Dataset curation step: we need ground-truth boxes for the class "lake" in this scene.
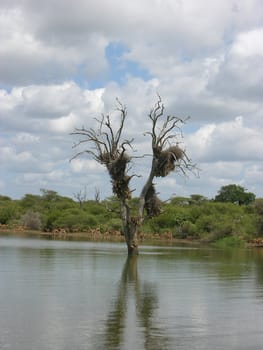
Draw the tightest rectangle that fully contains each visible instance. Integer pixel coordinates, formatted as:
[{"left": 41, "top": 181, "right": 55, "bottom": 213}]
[{"left": 1, "top": 237, "right": 263, "bottom": 350}]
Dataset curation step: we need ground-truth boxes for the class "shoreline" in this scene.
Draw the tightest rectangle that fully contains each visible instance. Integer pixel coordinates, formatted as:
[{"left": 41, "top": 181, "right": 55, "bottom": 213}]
[
  {"left": 0, "top": 226, "right": 200, "bottom": 247},
  {"left": 1, "top": 226, "right": 263, "bottom": 248}
]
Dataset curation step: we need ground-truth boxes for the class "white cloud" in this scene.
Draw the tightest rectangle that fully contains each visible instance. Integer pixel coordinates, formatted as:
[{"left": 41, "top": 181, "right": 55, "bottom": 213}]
[
  {"left": 0, "top": 83, "right": 105, "bottom": 135},
  {"left": 1, "top": 0, "right": 263, "bottom": 199},
  {"left": 231, "top": 28, "right": 263, "bottom": 57},
  {"left": 207, "top": 161, "right": 243, "bottom": 178},
  {"left": 70, "top": 158, "right": 104, "bottom": 173},
  {"left": 187, "top": 116, "right": 263, "bottom": 162},
  {"left": 49, "top": 113, "right": 78, "bottom": 133},
  {"left": 0, "top": 6, "right": 108, "bottom": 86},
  {"left": 1, "top": 0, "right": 262, "bottom": 88},
  {"left": 207, "top": 27, "right": 263, "bottom": 103},
  {"left": 0, "top": 146, "right": 54, "bottom": 173},
  {"left": 13, "top": 132, "right": 40, "bottom": 144}
]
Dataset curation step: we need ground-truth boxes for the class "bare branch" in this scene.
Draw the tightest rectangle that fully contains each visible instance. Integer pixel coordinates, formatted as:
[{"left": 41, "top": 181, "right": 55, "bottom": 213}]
[
  {"left": 115, "top": 98, "right": 127, "bottom": 146},
  {"left": 70, "top": 149, "right": 99, "bottom": 162},
  {"left": 157, "top": 117, "right": 184, "bottom": 148},
  {"left": 105, "top": 115, "right": 115, "bottom": 151}
]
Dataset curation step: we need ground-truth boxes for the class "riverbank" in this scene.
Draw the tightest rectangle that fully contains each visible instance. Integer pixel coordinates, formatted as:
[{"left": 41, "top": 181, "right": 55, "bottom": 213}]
[
  {"left": 1, "top": 224, "right": 263, "bottom": 248},
  {"left": 0, "top": 225, "right": 202, "bottom": 247}
]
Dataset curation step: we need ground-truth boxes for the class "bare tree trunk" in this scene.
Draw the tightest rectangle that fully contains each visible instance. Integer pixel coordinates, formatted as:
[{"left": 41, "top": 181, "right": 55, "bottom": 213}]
[
  {"left": 124, "top": 223, "right": 139, "bottom": 256},
  {"left": 121, "top": 200, "right": 139, "bottom": 255}
]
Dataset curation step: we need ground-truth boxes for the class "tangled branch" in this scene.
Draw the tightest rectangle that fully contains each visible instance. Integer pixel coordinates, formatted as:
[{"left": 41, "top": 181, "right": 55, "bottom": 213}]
[
  {"left": 71, "top": 99, "right": 133, "bottom": 201},
  {"left": 139, "top": 95, "right": 196, "bottom": 220}
]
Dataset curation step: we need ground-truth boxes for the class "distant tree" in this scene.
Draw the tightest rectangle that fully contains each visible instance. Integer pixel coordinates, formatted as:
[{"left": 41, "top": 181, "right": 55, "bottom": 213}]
[
  {"left": 0, "top": 195, "right": 11, "bottom": 201},
  {"left": 20, "top": 194, "right": 42, "bottom": 209},
  {"left": 40, "top": 189, "right": 59, "bottom": 202},
  {"left": 73, "top": 186, "right": 88, "bottom": 208},
  {"left": 169, "top": 196, "right": 190, "bottom": 206},
  {"left": 189, "top": 194, "right": 207, "bottom": 204},
  {"left": 71, "top": 96, "right": 196, "bottom": 255},
  {"left": 94, "top": 187, "right": 101, "bottom": 202},
  {"left": 0, "top": 205, "right": 13, "bottom": 224},
  {"left": 0, "top": 195, "right": 12, "bottom": 221},
  {"left": 215, "top": 184, "right": 255, "bottom": 205}
]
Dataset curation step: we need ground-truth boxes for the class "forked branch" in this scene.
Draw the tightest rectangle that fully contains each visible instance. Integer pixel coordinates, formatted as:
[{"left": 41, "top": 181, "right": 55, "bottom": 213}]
[
  {"left": 71, "top": 99, "right": 134, "bottom": 202},
  {"left": 139, "top": 95, "right": 196, "bottom": 221}
]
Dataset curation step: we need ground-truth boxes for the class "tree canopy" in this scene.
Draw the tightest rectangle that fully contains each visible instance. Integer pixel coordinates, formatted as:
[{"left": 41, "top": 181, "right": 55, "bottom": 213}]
[{"left": 214, "top": 184, "right": 255, "bottom": 205}]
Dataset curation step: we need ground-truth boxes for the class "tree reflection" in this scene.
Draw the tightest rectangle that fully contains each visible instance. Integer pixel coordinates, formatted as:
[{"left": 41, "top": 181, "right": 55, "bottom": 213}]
[{"left": 103, "top": 256, "right": 170, "bottom": 349}]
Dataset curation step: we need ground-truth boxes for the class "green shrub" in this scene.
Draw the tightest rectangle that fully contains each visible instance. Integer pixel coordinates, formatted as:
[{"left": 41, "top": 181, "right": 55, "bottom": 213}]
[
  {"left": 0, "top": 205, "right": 13, "bottom": 224},
  {"left": 195, "top": 215, "right": 215, "bottom": 235},
  {"left": 0, "top": 201, "right": 20, "bottom": 224},
  {"left": 53, "top": 210, "right": 99, "bottom": 231},
  {"left": 105, "top": 218, "right": 122, "bottom": 231},
  {"left": 42, "top": 210, "right": 61, "bottom": 231},
  {"left": 214, "top": 236, "right": 245, "bottom": 248},
  {"left": 175, "top": 221, "right": 199, "bottom": 239}
]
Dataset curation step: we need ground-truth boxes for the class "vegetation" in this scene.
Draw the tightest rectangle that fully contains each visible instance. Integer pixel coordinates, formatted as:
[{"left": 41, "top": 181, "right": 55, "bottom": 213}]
[
  {"left": 215, "top": 184, "right": 256, "bottom": 205},
  {"left": 0, "top": 186, "right": 262, "bottom": 247}
]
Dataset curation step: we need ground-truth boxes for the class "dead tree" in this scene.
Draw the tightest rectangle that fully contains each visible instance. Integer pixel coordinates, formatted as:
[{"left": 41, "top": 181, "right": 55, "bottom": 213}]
[
  {"left": 94, "top": 187, "right": 100, "bottom": 202},
  {"left": 73, "top": 186, "right": 88, "bottom": 209},
  {"left": 71, "top": 96, "right": 195, "bottom": 255}
]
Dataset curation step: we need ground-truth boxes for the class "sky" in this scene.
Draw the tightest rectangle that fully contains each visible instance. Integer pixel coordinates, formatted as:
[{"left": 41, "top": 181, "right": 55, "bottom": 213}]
[{"left": 1, "top": 0, "right": 263, "bottom": 201}]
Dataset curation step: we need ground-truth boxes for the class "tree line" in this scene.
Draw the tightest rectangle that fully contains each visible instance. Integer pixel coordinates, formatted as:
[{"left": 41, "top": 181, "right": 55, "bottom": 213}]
[{"left": 0, "top": 185, "right": 262, "bottom": 247}]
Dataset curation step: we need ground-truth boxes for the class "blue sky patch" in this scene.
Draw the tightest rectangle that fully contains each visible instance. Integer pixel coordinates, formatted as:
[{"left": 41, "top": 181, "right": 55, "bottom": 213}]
[
  {"left": 105, "top": 41, "right": 152, "bottom": 84},
  {"left": 74, "top": 42, "right": 152, "bottom": 89},
  {"left": 86, "top": 42, "right": 152, "bottom": 89}
]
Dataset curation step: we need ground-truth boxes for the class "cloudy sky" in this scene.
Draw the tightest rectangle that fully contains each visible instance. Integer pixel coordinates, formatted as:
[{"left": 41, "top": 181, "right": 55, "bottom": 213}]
[{"left": 1, "top": 0, "right": 263, "bottom": 200}]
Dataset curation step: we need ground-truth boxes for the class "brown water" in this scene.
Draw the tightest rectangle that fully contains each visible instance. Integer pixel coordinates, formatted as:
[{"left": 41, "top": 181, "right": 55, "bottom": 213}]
[{"left": 1, "top": 237, "right": 263, "bottom": 349}]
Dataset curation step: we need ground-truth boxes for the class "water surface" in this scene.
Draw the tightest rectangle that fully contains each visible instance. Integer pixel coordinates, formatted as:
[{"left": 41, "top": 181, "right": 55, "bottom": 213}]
[{"left": 1, "top": 237, "right": 263, "bottom": 349}]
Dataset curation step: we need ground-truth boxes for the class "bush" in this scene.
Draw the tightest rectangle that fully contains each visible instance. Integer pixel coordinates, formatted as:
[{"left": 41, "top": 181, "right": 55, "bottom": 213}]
[
  {"left": 195, "top": 215, "right": 215, "bottom": 235},
  {"left": 214, "top": 236, "right": 245, "bottom": 248},
  {"left": 105, "top": 218, "right": 122, "bottom": 231},
  {"left": 20, "top": 210, "right": 42, "bottom": 230},
  {"left": 212, "top": 221, "right": 234, "bottom": 240},
  {"left": 0, "top": 206, "right": 13, "bottom": 224},
  {"left": 53, "top": 210, "right": 99, "bottom": 232},
  {"left": 175, "top": 221, "right": 199, "bottom": 239},
  {"left": 42, "top": 210, "right": 61, "bottom": 231},
  {"left": 0, "top": 201, "right": 20, "bottom": 224},
  {"left": 146, "top": 206, "right": 191, "bottom": 233}
]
